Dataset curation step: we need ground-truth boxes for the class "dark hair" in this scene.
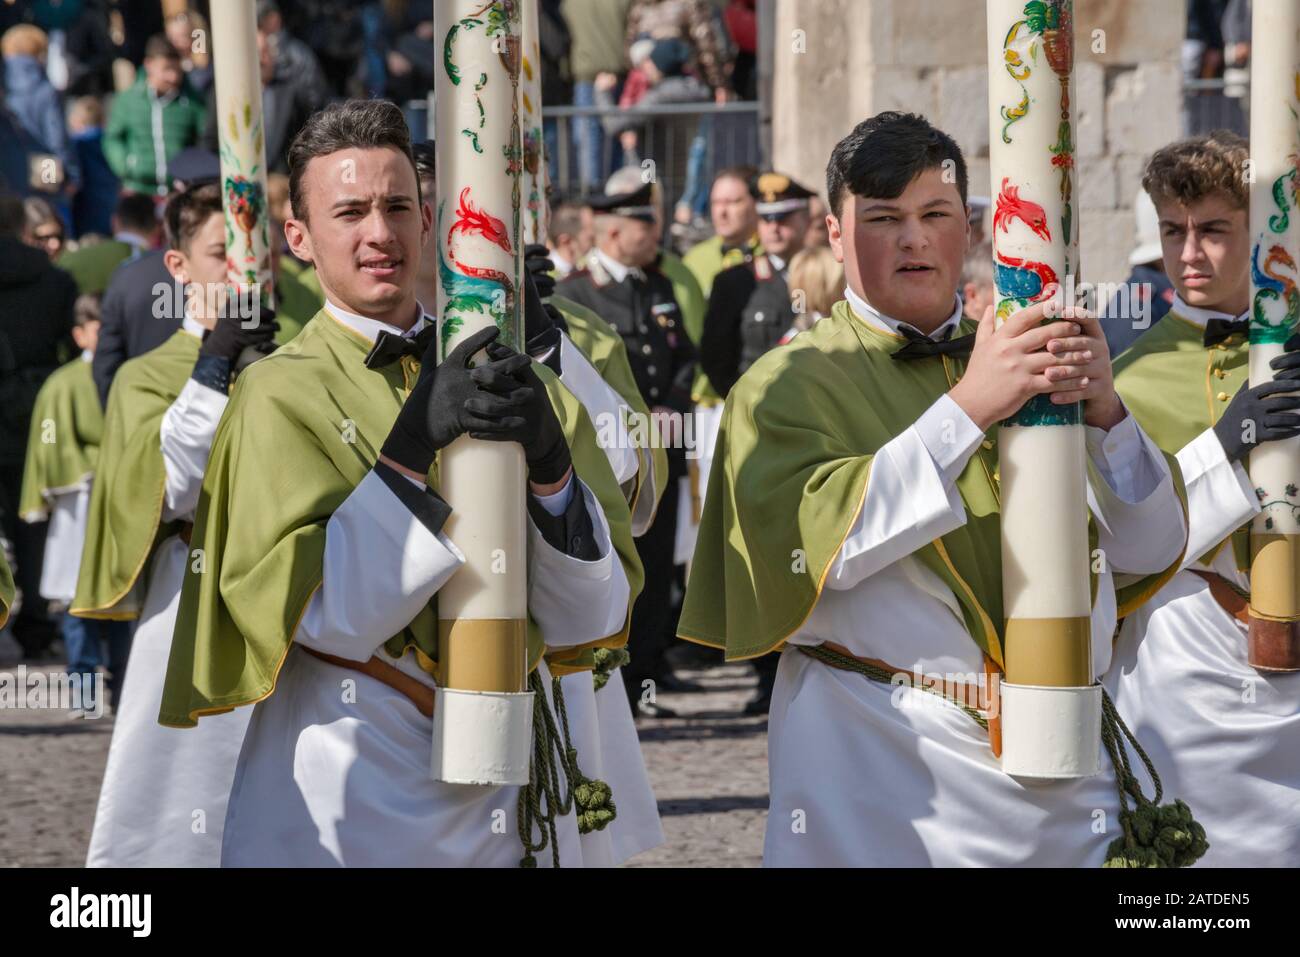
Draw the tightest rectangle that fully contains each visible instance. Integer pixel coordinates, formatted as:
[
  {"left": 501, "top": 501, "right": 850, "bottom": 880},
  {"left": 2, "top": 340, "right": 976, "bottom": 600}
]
[
  {"left": 164, "top": 182, "right": 224, "bottom": 252},
  {"left": 549, "top": 201, "right": 588, "bottom": 243},
  {"left": 144, "top": 34, "right": 179, "bottom": 61},
  {"left": 1143, "top": 130, "right": 1249, "bottom": 211},
  {"left": 287, "top": 99, "right": 419, "bottom": 221},
  {"left": 74, "top": 293, "right": 102, "bottom": 327},
  {"left": 114, "top": 192, "right": 159, "bottom": 235},
  {"left": 713, "top": 164, "right": 759, "bottom": 195},
  {"left": 0, "top": 194, "right": 24, "bottom": 239},
  {"left": 412, "top": 140, "right": 436, "bottom": 182},
  {"left": 826, "top": 112, "right": 968, "bottom": 218}
]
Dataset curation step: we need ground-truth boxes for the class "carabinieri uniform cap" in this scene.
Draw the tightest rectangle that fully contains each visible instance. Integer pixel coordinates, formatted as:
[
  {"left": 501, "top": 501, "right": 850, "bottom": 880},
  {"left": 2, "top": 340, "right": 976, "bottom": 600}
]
[{"left": 755, "top": 172, "right": 816, "bottom": 221}]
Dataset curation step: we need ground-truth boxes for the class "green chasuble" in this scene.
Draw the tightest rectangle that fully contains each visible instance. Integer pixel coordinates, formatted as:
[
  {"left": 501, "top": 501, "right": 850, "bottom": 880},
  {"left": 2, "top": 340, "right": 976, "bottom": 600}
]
[
  {"left": 0, "top": 551, "right": 13, "bottom": 628},
  {"left": 678, "top": 237, "right": 760, "bottom": 404},
  {"left": 274, "top": 263, "right": 326, "bottom": 345},
  {"left": 57, "top": 240, "right": 134, "bottom": 295},
  {"left": 1114, "top": 309, "right": 1251, "bottom": 570},
  {"left": 679, "top": 300, "right": 1185, "bottom": 663},
  {"left": 553, "top": 293, "right": 670, "bottom": 523},
  {"left": 71, "top": 329, "right": 201, "bottom": 620},
  {"left": 18, "top": 358, "right": 103, "bottom": 521},
  {"left": 159, "top": 309, "right": 642, "bottom": 728}
]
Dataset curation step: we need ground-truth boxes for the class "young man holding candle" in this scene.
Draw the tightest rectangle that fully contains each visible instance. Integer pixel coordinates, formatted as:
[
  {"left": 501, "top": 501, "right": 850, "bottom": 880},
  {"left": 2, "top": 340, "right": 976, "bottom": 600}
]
[
  {"left": 1107, "top": 132, "right": 1300, "bottom": 866},
  {"left": 77, "top": 183, "right": 278, "bottom": 866},
  {"left": 679, "top": 111, "right": 1192, "bottom": 867},
  {"left": 159, "top": 100, "right": 639, "bottom": 868}
]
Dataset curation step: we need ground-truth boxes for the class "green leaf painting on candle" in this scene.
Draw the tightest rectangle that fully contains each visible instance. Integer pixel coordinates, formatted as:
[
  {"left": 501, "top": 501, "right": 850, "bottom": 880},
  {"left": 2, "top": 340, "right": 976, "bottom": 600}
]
[{"left": 439, "top": 190, "right": 517, "bottom": 355}]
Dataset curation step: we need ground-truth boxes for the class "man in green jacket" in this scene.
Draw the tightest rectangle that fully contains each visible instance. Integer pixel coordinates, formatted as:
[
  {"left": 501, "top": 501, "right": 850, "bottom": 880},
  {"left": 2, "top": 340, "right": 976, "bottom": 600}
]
[{"left": 104, "top": 35, "right": 206, "bottom": 197}]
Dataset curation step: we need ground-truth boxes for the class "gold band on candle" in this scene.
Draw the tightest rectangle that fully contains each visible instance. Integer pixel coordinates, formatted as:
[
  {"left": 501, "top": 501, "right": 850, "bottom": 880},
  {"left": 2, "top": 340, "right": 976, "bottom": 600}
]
[
  {"left": 1249, "top": 533, "right": 1300, "bottom": 622},
  {"left": 1003, "top": 616, "right": 1092, "bottom": 686},
  {"left": 438, "top": 619, "right": 530, "bottom": 693}
]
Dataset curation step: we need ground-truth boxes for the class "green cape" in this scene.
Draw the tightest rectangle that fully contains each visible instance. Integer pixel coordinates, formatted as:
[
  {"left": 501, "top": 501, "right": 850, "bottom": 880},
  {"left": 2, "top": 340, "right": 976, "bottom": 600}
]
[
  {"left": 274, "top": 263, "right": 326, "bottom": 345},
  {"left": 678, "top": 237, "right": 760, "bottom": 404},
  {"left": 1114, "top": 309, "right": 1250, "bottom": 570},
  {"left": 159, "top": 309, "right": 642, "bottom": 727},
  {"left": 18, "top": 358, "right": 103, "bottom": 521},
  {"left": 679, "top": 300, "right": 1184, "bottom": 663},
  {"left": 71, "top": 330, "right": 201, "bottom": 619},
  {"left": 553, "top": 293, "right": 670, "bottom": 527},
  {"left": 0, "top": 552, "right": 12, "bottom": 628}
]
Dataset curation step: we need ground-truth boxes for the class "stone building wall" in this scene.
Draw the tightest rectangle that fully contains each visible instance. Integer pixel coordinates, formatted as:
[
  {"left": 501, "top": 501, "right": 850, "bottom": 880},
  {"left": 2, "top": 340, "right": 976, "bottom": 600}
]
[{"left": 772, "top": 0, "right": 1184, "bottom": 288}]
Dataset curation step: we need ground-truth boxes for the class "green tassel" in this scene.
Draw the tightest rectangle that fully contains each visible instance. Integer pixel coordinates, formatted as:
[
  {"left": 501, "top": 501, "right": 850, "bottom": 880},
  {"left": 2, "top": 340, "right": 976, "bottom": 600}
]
[
  {"left": 1100, "top": 691, "right": 1210, "bottom": 869},
  {"left": 592, "top": 647, "right": 631, "bottom": 692},
  {"left": 567, "top": 747, "right": 617, "bottom": 833}
]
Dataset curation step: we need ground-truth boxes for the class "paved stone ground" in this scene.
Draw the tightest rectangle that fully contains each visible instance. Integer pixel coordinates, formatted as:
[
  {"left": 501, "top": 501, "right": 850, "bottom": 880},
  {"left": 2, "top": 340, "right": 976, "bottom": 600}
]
[{"left": 0, "top": 658, "right": 768, "bottom": 867}]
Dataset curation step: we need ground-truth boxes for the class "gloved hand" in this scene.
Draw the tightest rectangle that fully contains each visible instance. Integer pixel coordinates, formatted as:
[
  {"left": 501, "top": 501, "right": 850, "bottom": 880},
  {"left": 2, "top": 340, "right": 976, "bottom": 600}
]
[
  {"left": 524, "top": 243, "right": 557, "bottom": 300},
  {"left": 380, "top": 326, "right": 537, "bottom": 477},
  {"left": 523, "top": 258, "right": 567, "bottom": 358},
  {"left": 200, "top": 303, "right": 279, "bottom": 362},
  {"left": 192, "top": 304, "right": 279, "bottom": 391},
  {"left": 481, "top": 338, "right": 572, "bottom": 484},
  {"left": 1213, "top": 382, "right": 1300, "bottom": 464}
]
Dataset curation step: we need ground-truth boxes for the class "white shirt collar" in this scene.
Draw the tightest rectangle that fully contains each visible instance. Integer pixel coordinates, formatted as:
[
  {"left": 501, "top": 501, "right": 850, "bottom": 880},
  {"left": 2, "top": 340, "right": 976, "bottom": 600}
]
[
  {"left": 80, "top": 349, "right": 93, "bottom": 363},
  {"left": 113, "top": 231, "right": 150, "bottom": 250},
  {"left": 768, "top": 253, "right": 787, "bottom": 274},
  {"left": 551, "top": 248, "right": 574, "bottom": 278},
  {"left": 181, "top": 314, "right": 207, "bottom": 339},
  {"left": 593, "top": 247, "right": 638, "bottom": 284},
  {"left": 324, "top": 299, "right": 430, "bottom": 345},
  {"left": 844, "top": 284, "right": 964, "bottom": 340},
  {"left": 1168, "top": 294, "right": 1247, "bottom": 329}
]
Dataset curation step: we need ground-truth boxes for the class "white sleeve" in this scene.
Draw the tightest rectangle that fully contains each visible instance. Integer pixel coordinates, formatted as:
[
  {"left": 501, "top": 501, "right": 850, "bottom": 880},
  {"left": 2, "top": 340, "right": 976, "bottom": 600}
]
[
  {"left": 630, "top": 444, "right": 660, "bottom": 537},
  {"left": 526, "top": 478, "right": 630, "bottom": 648},
  {"left": 556, "top": 333, "right": 641, "bottom": 487},
  {"left": 293, "top": 470, "right": 466, "bottom": 662},
  {"left": 160, "top": 378, "right": 229, "bottom": 521},
  {"left": 1176, "top": 426, "right": 1260, "bottom": 569},
  {"left": 1085, "top": 412, "right": 1188, "bottom": 574},
  {"left": 825, "top": 394, "right": 985, "bottom": 591}
]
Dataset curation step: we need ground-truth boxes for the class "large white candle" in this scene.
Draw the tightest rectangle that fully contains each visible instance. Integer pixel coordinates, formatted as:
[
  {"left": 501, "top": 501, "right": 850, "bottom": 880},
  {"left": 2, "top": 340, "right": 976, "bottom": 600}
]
[
  {"left": 987, "top": 0, "right": 1098, "bottom": 778},
  {"left": 432, "top": 0, "right": 534, "bottom": 785},
  {"left": 1246, "top": 2, "right": 1300, "bottom": 671},
  {"left": 210, "top": 0, "right": 274, "bottom": 319}
]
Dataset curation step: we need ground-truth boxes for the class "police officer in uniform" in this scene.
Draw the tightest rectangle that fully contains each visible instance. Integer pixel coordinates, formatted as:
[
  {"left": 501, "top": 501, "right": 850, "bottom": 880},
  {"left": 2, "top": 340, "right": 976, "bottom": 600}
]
[
  {"left": 699, "top": 172, "right": 816, "bottom": 398},
  {"left": 557, "top": 178, "right": 696, "bottom": 717},
  {"left": 698, "top": 172, "right": 815, "bottom": 714}
]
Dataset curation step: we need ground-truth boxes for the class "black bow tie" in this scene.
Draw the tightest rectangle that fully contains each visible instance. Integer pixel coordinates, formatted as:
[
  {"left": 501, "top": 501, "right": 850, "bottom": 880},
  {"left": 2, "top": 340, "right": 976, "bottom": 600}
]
[
  {"left": 363, "top": 324, "right": 437, "bottom": 370},
  {"left": 721, "top": 242, "right": 751, "bottom": 259},
  {"left": 1203, "top": 317, "right": 1249, "bottom": 348},
  {"left": 891, "top": 325, "right": 975, "bottom": 361}
]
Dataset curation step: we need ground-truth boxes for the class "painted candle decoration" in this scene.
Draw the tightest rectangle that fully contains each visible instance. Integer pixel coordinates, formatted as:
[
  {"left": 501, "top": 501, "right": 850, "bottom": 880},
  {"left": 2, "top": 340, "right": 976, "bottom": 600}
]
[
  {"left": 432, "top": 0, "right": 535, "bottom": 786},
  {"left": 987, "top": 0, "right": 1099, "bottom": 779},
  {"left": 519, "top": 0, "right": 549, "bottom": 245},
  {"left": 210, "top": 0, "right": 274, "bottom": 321},
  {"left": 1246, "top": 3, "right": 1300, "bottom": 671}
]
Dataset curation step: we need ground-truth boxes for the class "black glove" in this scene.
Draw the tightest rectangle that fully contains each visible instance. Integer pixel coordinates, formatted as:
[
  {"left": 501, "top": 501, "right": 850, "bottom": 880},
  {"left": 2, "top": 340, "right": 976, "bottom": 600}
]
[
  {"left": 523, "top": 260, "right": 565, "bottom": 361},
  {"left": 482, "top": 339, "right": 572, "bottom": 484},
  {"left": 199, "top": 304, "right": 279, "bottom": 362},
  {"left": 380, "top": 326, "right": 536, "bottom": 477},
  {"left": 193, "top": 305, "right": 279, "bottom": 391},
  {"left": 1214, "top": 381, "right": 1300, "bottom": 463},
  {"left": 524, "top": 243, "right": 557, "bottom": 299}
]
